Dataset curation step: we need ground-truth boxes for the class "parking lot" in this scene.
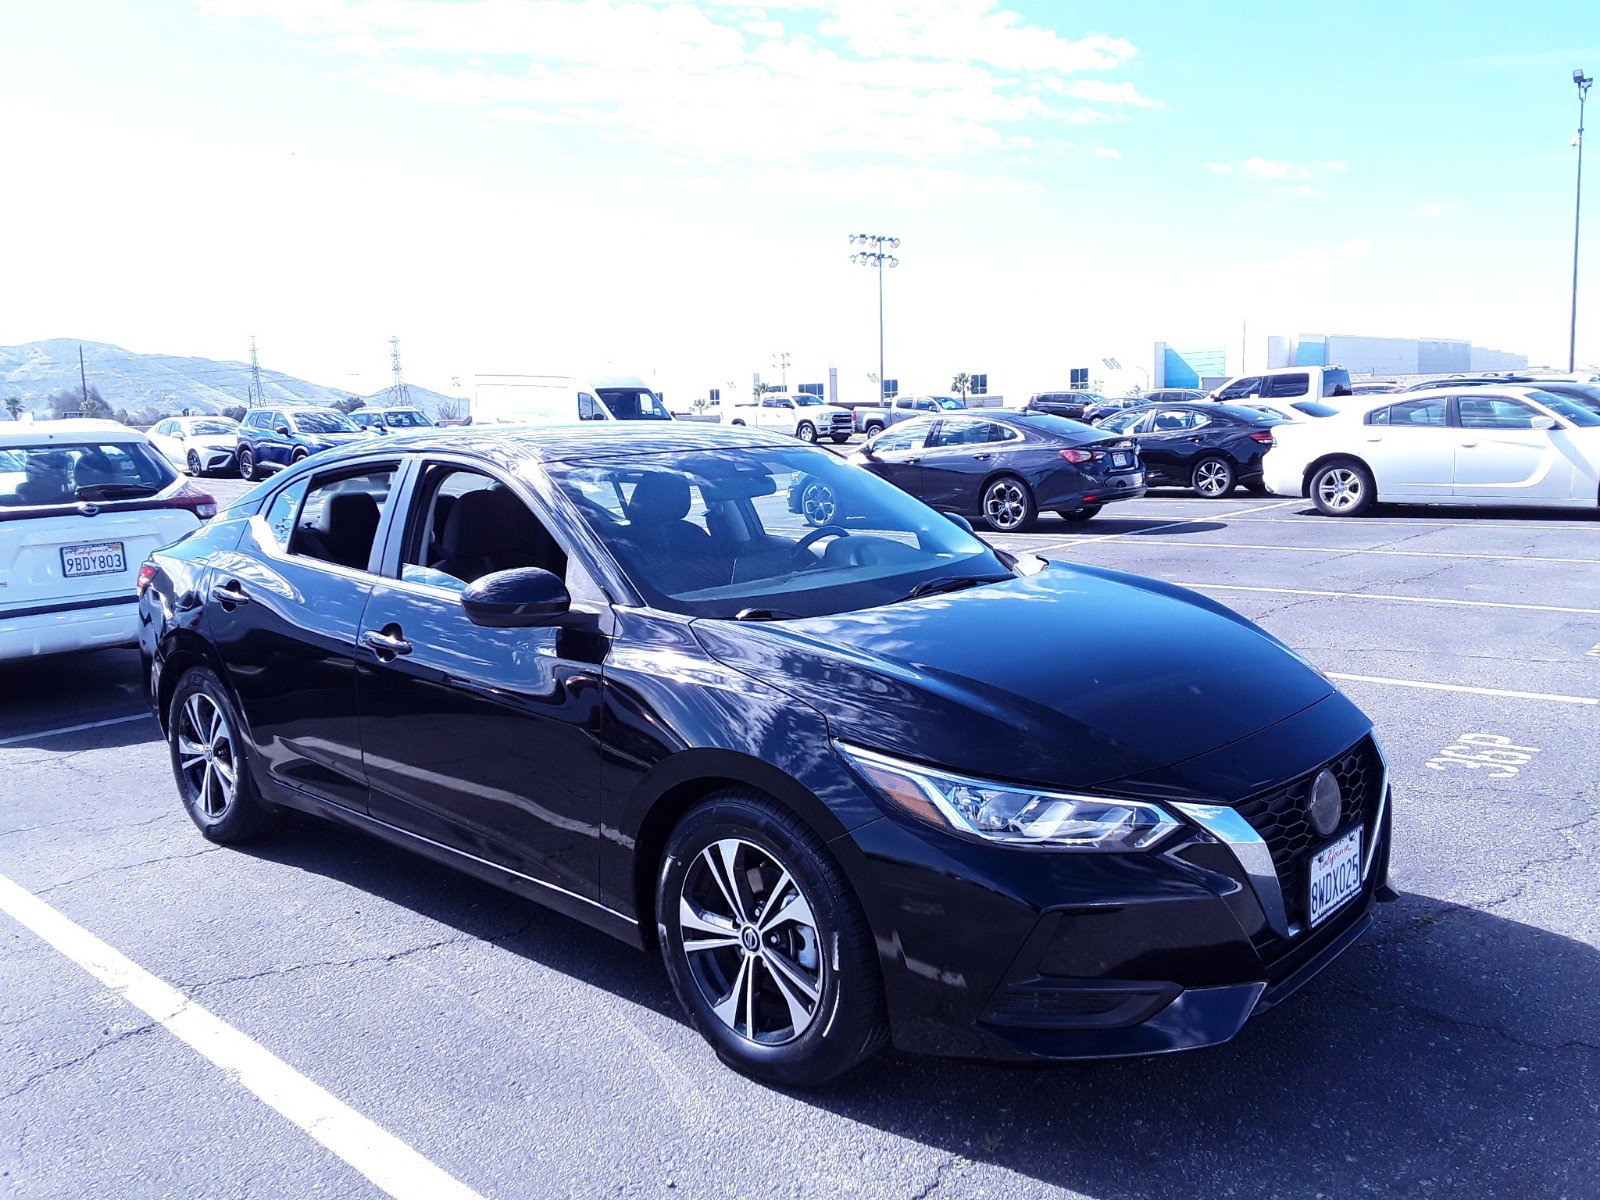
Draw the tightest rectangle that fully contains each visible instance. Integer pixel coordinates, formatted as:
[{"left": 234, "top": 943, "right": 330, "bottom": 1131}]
[{"left": 2, "top": 479, "right": 1597, "bottom": 1200}]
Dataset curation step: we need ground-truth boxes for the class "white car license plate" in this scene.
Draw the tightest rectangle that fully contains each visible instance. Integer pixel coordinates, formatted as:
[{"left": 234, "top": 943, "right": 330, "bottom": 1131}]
[
  {"left": 1307, "top": 825, "right": 1363, "bottom": 927},
  {"left": 60, "top": 541, "right": 127, "bottom": 579}
]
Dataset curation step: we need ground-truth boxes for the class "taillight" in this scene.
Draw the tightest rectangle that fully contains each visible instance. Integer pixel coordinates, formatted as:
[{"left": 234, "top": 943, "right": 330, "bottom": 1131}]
[
  {"left": 165, "top": 482, "right": 219, "bottom": 520},
  {"left": 136, "top": 564, "right": 157, "bottom": 597},
  {"left": 1250, "top": 431, "right": 1276, "bottom": 444},
  {"left": 1060, "top": 447, "right": 1105, "bottom": 464}
]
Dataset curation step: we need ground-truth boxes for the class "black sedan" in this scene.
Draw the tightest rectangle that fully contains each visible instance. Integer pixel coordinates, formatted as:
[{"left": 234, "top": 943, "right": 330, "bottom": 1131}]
[
  {"left": 1023, "top": 390, "right": 1105, "bottom": 420},
  {"left": 1094, "top": 402, "right": 1285, "bottom": 497},
  {"left": 842, "top": 412, "right": 1145, "bottom": 532},
  {"left": 139, "top": 423, "right": 1394, "bottom": 1085}
]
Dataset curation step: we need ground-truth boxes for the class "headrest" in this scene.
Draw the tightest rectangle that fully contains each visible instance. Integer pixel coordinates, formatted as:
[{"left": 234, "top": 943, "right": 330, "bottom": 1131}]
[
  {"left": 441, "top": 487, "right": 530, "bottom": 560},
  {"left": 624, "top": 473, "right": 692, "bottom": 523}
]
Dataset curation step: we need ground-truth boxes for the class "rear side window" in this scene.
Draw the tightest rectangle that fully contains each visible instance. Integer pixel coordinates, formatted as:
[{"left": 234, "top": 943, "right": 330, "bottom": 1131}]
[
  {"left": 1322, "top": 368, "right": 1354, "bottom": 397},
  {"left": 1367, "top": 398, "right": 1448, "bottom": 427},
  {"left": 286, "top": 467, "right": 397, "bottom": 572},
  {"left": 1264, "top": 373, "right": 1309, "bottom": 398},
  {"left": 0, "top": 441, "right": 175, "bottom": 508}
]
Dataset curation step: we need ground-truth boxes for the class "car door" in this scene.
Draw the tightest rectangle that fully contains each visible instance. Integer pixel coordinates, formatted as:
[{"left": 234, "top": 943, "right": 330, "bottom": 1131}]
[
  {"left": 1357, "top": 396, "right": 1456, "bottom": 500},
  {"left": 355, "top": 459, "right": 607, "bottom": 898},
  {"left": 917, "top": 417, "right": 996, "bottom": 510},
  {"left": 1135, "top": 408, "right": 1205, "bottom": 484},
  {"left": 859, "top": 418, "right": 935, "bottom": 494},
  {"left": 149, "top": 421, "right": 181, "bottom": 467},
  {"left": 255, "top": 410, "right": 292, "bottom": 467},
  {"left": 1451, "top": 394, "right": 1575, "bottom": 504},
  {"left": 205, "top": 459, "right": 400, "bottom": 810}
]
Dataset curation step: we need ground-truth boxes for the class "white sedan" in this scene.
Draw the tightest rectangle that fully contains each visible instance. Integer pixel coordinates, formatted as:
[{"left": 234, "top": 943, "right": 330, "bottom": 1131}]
[
  {"left": 0, "top": 421, "right": 215, "bottom": 661},
  {"left": 147, "top": 415, "right": 241, "bottom": 476},
  {"left": 1262, "top": 386, "right": 1600, "bottom": 516}
]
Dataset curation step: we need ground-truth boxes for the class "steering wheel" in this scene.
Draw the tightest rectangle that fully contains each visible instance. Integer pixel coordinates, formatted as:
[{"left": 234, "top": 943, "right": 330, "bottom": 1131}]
[{"left": 791, "top": 524, "right": 850, "bottom": 565}]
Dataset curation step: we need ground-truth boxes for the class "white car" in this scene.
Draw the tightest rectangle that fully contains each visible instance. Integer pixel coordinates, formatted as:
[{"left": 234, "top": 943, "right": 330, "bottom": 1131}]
[
  {"left": 348, "top": 405, "right": 435, "bottom": 432},
  {"left": 1236, "top": 399, "right": 1342, "bottom": 423},
  {"left": 0, "top": 421, "right": 216, "bottom": 661},
  {"left": 147, "top": 415, "right": 241, "bottom": 476},
  {"left": 725, "top": 393, "right": 854, "bottom": 443},
  {"left": 1262, "top": 386, "right": 1600, "bottom": 516}
]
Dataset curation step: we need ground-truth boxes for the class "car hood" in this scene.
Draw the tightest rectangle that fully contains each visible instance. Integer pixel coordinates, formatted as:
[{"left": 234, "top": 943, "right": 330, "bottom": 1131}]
[
  {"left": 302, "top": 431, "right": 370, "bottom": 446},
  {"left": 691, "top": 563, "right": 1336, "bottom": 793}
]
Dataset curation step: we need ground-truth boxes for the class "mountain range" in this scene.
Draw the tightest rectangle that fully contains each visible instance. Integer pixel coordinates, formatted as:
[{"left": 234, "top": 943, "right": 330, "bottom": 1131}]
[{"left": 0, "top": 339, "right": 464, "bottom": 421}]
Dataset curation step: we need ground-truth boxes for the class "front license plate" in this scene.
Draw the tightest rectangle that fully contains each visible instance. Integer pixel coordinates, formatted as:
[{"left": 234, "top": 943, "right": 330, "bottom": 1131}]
[
  {"left": 60, "top": 541, "right": 126, "bottom": 579},
  {"left": 1307, "top": 825, "right": 1363, "bottom": 927}
]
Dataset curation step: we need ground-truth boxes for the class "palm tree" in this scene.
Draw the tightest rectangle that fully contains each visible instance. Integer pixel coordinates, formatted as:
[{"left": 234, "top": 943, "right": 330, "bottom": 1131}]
[
  {"left": 3, "top": 397, "right": 22, "bottom": 421},
  {"left": 951, "top": 372, "right": 971, "bottom": 402}
]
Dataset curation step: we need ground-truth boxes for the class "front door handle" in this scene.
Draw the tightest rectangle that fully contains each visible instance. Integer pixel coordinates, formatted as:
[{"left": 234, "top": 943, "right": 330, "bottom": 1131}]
[
  {"left": 1459, "top": 440, "right": 1478, "bottom": 448},
  {"left": 905, "top": 457, "right": 921, "bottom": 465},
  {"left": 210, "top": 581, "right": 249, "bottom": 607},
  {"left": 972, "top": 453, "right": 992, "bottom": 461},
  {"left": 1185, "top": 435, "right": 1202, "bottom": 442},
  {"left": 361, "top": 628, "right": 413, "bottom": 659}
]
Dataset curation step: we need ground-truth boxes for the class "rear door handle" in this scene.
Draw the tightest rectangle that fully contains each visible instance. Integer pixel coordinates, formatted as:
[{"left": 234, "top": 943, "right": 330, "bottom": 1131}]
[
  {"left": 361, "top": 628, "right": 413, "bottom": 658},
  {"left": 210, "top": 581, "right": 249, "bottom": 607},
  {"left": 972, "top": 453, "right": 992, "bottom": 461}
]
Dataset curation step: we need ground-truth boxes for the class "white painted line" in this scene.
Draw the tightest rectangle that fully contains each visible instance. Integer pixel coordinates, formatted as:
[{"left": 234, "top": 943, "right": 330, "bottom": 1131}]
[
  {"left": 1214, "top": 514, "right": 1600, "bottom": 533},
  {"left": 0, "top": 870, "right": 486, "bottom": 1200},
  {"left": 1327, "top": 673, "right": 1599, "bottom": 706},
  {"left": 1028, "top": 499, "right": 1296, "bottom": 554},
  {"left": 1068, "top": 539, "right": 1600, "bottom": 566},
  {"left": 1182, "top": 583, "right": 1600, "bottom": 617},
  {"left": 0, "top": 713, "right": 152, "bottom": 748}
]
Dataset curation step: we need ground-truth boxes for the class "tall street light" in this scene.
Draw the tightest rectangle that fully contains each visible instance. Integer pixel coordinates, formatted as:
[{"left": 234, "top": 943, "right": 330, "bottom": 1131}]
[
  {"left": 849, "top": 234, "right": 900, "bottom": 399},
  {"left": 770, "top": 351, "right": 791, "bottom": 389},
  {"left": 1571, "top": 68, "right": 1592, "bottom": 373}
]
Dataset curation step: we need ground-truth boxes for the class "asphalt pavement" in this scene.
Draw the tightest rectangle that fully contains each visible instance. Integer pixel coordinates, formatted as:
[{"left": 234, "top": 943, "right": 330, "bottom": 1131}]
[{"left": 1, "top": 481, "right": 1596, "bottom": 1199}]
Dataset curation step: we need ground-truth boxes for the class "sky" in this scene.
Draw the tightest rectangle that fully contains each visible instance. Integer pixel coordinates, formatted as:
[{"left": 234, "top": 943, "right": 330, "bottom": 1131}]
[{"left": 2, "top": 0, "right": 1596, "bottom": 401}]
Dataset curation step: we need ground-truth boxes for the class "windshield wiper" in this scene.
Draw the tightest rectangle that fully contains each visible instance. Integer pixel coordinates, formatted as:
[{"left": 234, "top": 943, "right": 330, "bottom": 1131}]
[
  {"left": 898, "top": 574, "right": 1010, "bottom": 602},
  {"left": 734, "top": 607, "right": 801, "bottom": 621},
  {"left": 74, "top": 483, "right": 161, "bottom": 500}
]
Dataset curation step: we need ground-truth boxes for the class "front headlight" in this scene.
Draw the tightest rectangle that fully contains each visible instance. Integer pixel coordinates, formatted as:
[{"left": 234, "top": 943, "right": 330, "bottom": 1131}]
[{"left": 836, "top": 742, "right": 1178, "bottom": 851}]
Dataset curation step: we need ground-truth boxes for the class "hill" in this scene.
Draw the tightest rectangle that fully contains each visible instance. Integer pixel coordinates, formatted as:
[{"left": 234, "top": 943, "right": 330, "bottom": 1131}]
[{"left": 0, "top": 339, "right": 465, "bottom": 422}]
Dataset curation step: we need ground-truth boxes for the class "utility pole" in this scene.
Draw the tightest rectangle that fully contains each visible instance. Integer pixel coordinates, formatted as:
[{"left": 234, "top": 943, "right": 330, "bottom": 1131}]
[
  {"left": 1571, "top": 69, "right": 1593, "bottom": 373},
  {"left": 849, "top": 234, "right": 900, "bottom": 400},
  {"left": 388, "top": 336, "right": 411, "bottom": 406},
  {"left": 770, "top": 352, "right": 791, "bottom": 389},
  {"left": 78, "top": 345, "right": 89, "bottom": 410},
  {"left": 247, "top": 336, "right": 266, "bottom": 409}
]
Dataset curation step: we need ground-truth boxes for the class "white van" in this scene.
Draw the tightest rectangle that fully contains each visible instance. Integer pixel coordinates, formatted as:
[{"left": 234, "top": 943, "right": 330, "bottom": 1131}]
[
  {"left": 1210, "top": 366, "right": 1354, "bottom": 405},
  {"left": 465, "top": 373, "right": 672, "bottom": 426}
]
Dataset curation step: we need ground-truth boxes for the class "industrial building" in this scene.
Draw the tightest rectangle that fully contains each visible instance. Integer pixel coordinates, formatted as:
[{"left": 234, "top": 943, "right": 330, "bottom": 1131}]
[{"left": 1154, "top": 333, "right": 1529, "bottom": 389}]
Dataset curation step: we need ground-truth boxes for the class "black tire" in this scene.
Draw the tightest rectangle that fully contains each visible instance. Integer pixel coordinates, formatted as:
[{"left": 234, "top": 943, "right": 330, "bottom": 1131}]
[
  {"left": 1056, "top": 504, "right": 1103, "bottom": 523},
  {"left": 796, "top": 422, "right": 818, "bottom": 444},
  {"left": 291, "top": 449, "right": 309, "bottom": 465},
  {"left": 731, "top": 419, "right": 746, "bottom": 427},
  {"left": 1309, "top": 459, "right": 1377, "bottom": 517},
  {"left": 167, "top": 667, "right": 281, "bottom": 844},
  {"left": 657, "top": 790, "right": 887, "bottom": 1086},
  {"left": 830, "top": 435, "right": 850, "bottom": 445},
  {"left": 238, "top": 448, "right": 261, "bottom": 482},
  {"left": 186, "top": 450, "right": 203, "bottom": 476},
  {"left": 864, "top": 422, "right": 884, "bottom": 438},
  {"left": 1192, "top": 455, "right": 1236, "bottom": 499},
  {"left": 981, "top": 475, "right": 1037, "bottom": 533}
]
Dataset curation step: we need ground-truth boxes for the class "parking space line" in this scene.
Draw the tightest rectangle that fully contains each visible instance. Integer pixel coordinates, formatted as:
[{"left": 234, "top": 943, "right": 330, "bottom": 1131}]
[
  {"left": 1327, "top": 674, "right": 1599, "bottom": 706},
  {"left": 1027, "top": 499, "right": 1296, "bottom": 554},
  {"left": 0, "top": 870, "right": 486, "bottom": 1200},
  {"left": 0, "top": 713, "right": 153, "bottom": 748},
  {"left": 1066, "top": 539, "right": 1600, "bottom": 566},
  {"left": 1181, "top": 583, "right": 1600, "bottom": 617},
  {"left": 1212, "top": 514, "right": 1600, "bottom": 533}
]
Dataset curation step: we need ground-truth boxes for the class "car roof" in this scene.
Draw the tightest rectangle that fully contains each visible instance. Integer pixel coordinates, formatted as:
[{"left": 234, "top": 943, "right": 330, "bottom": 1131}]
[{"left": 0, "top": 420, "right": 146, "bottom": 445}]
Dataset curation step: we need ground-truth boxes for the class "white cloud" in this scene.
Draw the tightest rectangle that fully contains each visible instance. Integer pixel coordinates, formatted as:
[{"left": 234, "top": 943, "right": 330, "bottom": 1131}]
[
  {"left": 1409, "top": 201, "right": 1455, "bottom": 219},
  {"left": 1063, "top": 79, "right": 1163, "bottom": 108},
  {"left": 1093, "top": 147, "right": 1121, "bottom": 159},
  {"left": 1242, "top": 156, "right": 1312, "bottom": 181},
  {"left": 1203, "top": 161, "right": 1232, "bottom": 173}
]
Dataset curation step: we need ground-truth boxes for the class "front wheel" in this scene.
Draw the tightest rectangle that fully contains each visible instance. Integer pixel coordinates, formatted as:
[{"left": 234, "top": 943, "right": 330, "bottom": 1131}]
[
  {"left": 658, "top": 792, "right": 887, "bottom": 1086},
  {"left": 167, "top": 668, "right": 281, "bottom": 843},
  {"left": 186, "top": 450, "right": 202, "bottom": 476},
  {"left": 1192, "top": 456, "right": 1236, "bottom": 498},
  {"left": 1310, "top": 460, "right": 1377, "bottom": 517},
  {"left": 796, "top": 422, "right": 818, "bottom": 444},
  {"left": 982, "top": 475, "right": 1037, "bottom": 532},
  {"left": 1056, "top": 504, "right": 1103, "bottom": 523},
  {"left": 238, "top": 448, "right": 261, "bottom": 481}
]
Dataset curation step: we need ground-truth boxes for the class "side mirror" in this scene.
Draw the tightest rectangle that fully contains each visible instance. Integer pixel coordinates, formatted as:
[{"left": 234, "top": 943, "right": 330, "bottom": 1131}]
[
  {"left": 461, "top": 567, "right": 572, "bottom": 628},
  {"left": 1530, "top": 415, "right": 1557, "bottom": 430},
  {"left": 943, "top": 511, "right": 976, "bottom": 535},
  {"left": 174, "top": 430, "right": 186, "bottom": 440},
  {"left": 275, "top": 425, "right": 291, "bottom": 436}
]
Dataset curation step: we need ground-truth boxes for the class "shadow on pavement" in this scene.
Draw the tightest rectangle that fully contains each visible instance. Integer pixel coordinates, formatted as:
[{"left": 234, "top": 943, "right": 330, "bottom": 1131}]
[{"left": 237, "top": 816, "right": 1600, "bottom": 1199}]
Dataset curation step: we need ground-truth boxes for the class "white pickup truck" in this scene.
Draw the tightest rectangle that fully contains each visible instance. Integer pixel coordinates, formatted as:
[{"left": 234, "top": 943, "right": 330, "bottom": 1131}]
[{"left": 724, "top": 393, "right": 855, "bottom": 443}]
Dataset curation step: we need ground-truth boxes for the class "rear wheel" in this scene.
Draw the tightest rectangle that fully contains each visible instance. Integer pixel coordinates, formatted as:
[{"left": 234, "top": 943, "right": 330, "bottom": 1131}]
[
  {"left": 238, "top": 448, "right": 261, "bottom": 481},
  {"left": 1309, "top": 460, "right": 1376, "bottom": 517},
  {"left": 982, "top": 475, "right": 1037, "bottom": 532},
  {"left": 1192, "top": 456, "right": 1236, "bottom": 498},
  {"left": 657, "top": 791, "right": 887, "bottom": 1086},
  {"left": 864, "top": 422, "right": 884, "bottom": 438},
  {"left": 291, "top": 449, "right": 308, "bottom": 465},
  {"left": 1056, "top": 504, "right": 1103, "bottom": 523},
  {"left": 167, "top": 668, "right": 280, "bottom": 843},
  {"left": 186, "top": 450, "right": 202, "bottom": 476},
  {"left": 796, "top": 422, "right": 818, "bottom": 444}
]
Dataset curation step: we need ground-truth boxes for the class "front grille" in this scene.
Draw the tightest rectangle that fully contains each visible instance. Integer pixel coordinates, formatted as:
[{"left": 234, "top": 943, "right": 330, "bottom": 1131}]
[
  {"left": 1235, "top": 737, "right": 1383, "bottom": 931},
  {"left": 826, "top": 414, "right": 852, "bottom": 431}
]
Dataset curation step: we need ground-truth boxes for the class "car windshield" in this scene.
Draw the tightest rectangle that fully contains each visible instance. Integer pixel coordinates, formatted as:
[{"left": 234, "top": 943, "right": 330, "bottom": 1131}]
[
  {"left": 792, "top": 395, "right": 825, "bottom": 406},
  {"left": 350, "top": 412, "right": 382, "bottom": 427},
  {"left": 547, "top": 446, "right": 1009, "bottom": 619},
  {"left": 291, "top": 410, "right": 359, "bottom": 433},
  {"left": 384, "top": 409, "right": 432, "bottom": 427},
  {"left": 1528, "top": 390, "right": 1600, "bottom": 427},
  {"left": 596, "top": 387, "right": 672, "bottom": 421},
  {"left": 1322, "top": 368, "right": 1354, "bottom": 397},
  {"left": 0, "top": 440, "right": 175, "bottom": 507},
  {"left": 934, "top": 397, "right": 964, "bottom": 410},
  {"left": 186, "top": 419, "right": 237, "bottom": 435}
]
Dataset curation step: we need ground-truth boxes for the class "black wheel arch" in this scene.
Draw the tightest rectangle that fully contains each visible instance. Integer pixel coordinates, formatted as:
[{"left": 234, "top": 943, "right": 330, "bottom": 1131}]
[{"left": 154, "top": 630, "right": 244, "bottom": 738}]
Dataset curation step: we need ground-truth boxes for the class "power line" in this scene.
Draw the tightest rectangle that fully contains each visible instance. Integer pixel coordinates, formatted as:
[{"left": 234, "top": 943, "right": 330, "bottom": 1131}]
[
  {"left": 388, "top": 336, "right": 411, "bottom": 406},
  {"left": 247, "top": 336, "right": 267, "bottom": 408}
]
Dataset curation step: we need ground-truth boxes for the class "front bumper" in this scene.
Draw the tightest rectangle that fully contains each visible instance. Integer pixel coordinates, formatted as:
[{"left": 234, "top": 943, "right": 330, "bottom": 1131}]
[
  {"left": 838, "top": 721, "right": 1394, "bottom": 1063},
  {"left": 196, "top": 446, "right": 237, "bottom": 472}
]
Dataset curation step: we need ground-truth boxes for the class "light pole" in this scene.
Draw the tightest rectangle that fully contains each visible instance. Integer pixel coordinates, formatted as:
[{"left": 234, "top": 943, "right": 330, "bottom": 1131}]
[
  {"left": 770, "top": 351, "right": 791, "bottom": 389},
  {"left": 1570, "top": 69, "right": 1593, "bottom": 373},
  {"left": 849, "top": 234, "right": 899, "bottom": 400}
]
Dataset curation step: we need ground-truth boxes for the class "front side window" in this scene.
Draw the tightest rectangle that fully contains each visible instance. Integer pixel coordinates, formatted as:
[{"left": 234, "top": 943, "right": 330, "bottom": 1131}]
[
  {"left": 930, "top": 419, "right": 991, "bottom": 447},
  {"left": 547, "top": 446, "right": 1007, "bottom": 619},
  {"left": 1264, "top": 373, "right": 1309, "bottom": 398},
  {"left": 1215, "top": 377, "right": 1262, "bottom": 401},
  {"left": 290, "top": 410, "right": 359, "bottom": 435},
  {"left": 0, "top": 441, "right": 175, "bottom": 508},
  {"left": 1100, "top": 409, "right": 1150, "bottom": 434},
  {"left": 1151, "top": 409, "right": 1196, "bottom": 432},
  {"left": 872, "top": 419, "right": 934, "bottom": 452},
  {"left": 596, "top": 388, "right": 671, "bottom": 421},
  {"left": 399, "top": 465, "right": 566, "bottom": 591},
  {"left": 1457, "top": 396, "right": 1539, "bottom": 429},
  {"left": 286, "top": 467, "right": 396, "bottom": 571}
]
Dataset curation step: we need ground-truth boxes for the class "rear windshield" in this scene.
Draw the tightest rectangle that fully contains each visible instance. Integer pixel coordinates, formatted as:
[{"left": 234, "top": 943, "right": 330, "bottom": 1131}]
[
  {"left": 1321, "top": 368, "right": 1353, "bottom": 397},
  {"left": 0, "top": 441, "right": 176, "bottom": 508},
  {"left": 1291, "top": 401, "right": 1340, "bottom": 417}
]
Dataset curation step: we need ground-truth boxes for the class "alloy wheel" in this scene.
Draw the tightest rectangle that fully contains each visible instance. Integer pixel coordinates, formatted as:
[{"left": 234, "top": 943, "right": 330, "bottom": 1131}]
[
  {"left": 176, "top": 693, "right": 238, "bottom": 820},
  {"left": 187, "top": 450, "right": 202, "bottom": 475},
  {"left": 984, "top": 480, "right": 1028, "bottom": 530},
  {"left": 800, "top": 482, "right": 838, "bottom": 526},
  {"left": 1195, "top": 459, "right": 1232, "bottom": 497},
  {"left": 679, "top": 838, "right": 823, "bottom": 1046},
  {"left": 797, "top": 423, "right": 818, "bottom": 443},
  {"left": 1317, "top": 467, "right": 1364, "bottom": 512}
]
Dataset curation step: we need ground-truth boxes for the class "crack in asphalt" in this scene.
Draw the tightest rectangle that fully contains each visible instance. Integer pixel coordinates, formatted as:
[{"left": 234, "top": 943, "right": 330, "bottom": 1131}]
[
  {"left": 0, "top": 811, "right": 173, "bottom": 842},
  {"left": 907, "top": 1153, "right": 965, "bottom": 1200},
  {"left": 0, "top": 1022, "right": 160, "bottom": 1105},
  {"left": 34, "top": 845, "right": 225, "bottom": 896},
  {"left": 1328, "top": 985, "right": 1600, "bottom": 1059}
]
